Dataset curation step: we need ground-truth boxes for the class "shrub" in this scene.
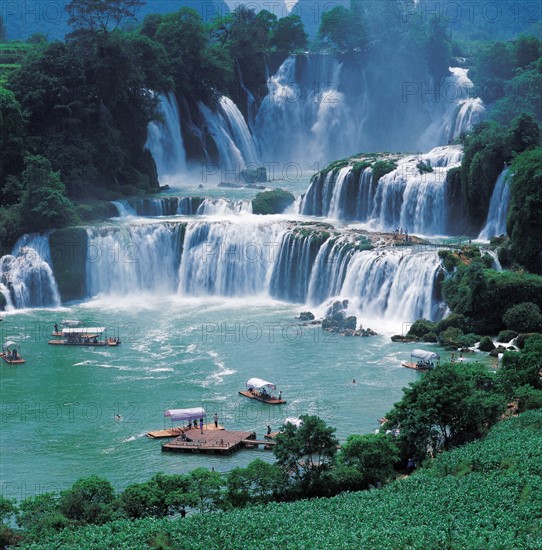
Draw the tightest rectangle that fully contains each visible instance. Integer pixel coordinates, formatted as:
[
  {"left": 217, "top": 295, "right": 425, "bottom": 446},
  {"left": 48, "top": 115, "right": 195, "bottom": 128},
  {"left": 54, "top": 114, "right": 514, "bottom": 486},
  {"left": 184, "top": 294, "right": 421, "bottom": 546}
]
[
  {"left": 422, "top": 332, "right": 438, "bottom": 343},
  {"left": 438, "top": 313, "right": 472, "bottom": 334},
  {"left": 407, "top": 319, "right": 438, "bottom": 338},
  {"left": 372, "top": 160, "right": 397, "bottom": 182},
  {"left": 503, "top": 302, "right": 542, "bottom": 333},
  {"left": 497, "top": 330, "right": 518, "bottom": 343},
  {"left": 478, "top": 336, "right": 495, "bottom": 351}
]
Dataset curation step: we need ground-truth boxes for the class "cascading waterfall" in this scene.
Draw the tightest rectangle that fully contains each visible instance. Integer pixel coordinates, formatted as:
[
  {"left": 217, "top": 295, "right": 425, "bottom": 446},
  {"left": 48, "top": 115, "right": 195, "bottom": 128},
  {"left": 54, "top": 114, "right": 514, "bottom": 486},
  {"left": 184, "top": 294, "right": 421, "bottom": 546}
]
[
  {"left": 196, "top": 198, "right": 253, "bottom": 216},
  {"left": 478, "top": 168, "right": 511, "bottom": 240},
  {"left": 177, "top": 221, "right": 284, "bottom": 297},
  {"left": 85, "top": 223, "right": 185, "bottom": 297},
  {"left": 0, "top": 234, "right": 61, "bottom": 309},
  {"left": 199, "top": 96, "right": 259, "bottom": 174},
  {"left": 301, "top": 145, "right": 462, "bottom": 235},
  {"left": 417, "top": 68, "right": 486, "bottom": 151},
  {"left": 145, "top": 92, "right": 187, "bottom": 182},
  {"left": 339, "top": 248, "right": 445, "bottom": 321}
]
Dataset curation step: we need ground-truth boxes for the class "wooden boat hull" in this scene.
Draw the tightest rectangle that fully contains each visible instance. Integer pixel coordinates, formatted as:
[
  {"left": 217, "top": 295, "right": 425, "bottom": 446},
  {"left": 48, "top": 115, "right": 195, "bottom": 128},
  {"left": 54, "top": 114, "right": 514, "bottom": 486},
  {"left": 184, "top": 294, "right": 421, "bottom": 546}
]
[
  {"left": 402, "top": 362, "right": 431, "bottom": 371},
  {"left": 239, "top": 390, "right": 286, "bottom": 405},
  {"left": 1, "top": 353, "right": 25, "bottom": 364},
  {"left": 48, "top": 340, "right": 108, "bottom": 346}
]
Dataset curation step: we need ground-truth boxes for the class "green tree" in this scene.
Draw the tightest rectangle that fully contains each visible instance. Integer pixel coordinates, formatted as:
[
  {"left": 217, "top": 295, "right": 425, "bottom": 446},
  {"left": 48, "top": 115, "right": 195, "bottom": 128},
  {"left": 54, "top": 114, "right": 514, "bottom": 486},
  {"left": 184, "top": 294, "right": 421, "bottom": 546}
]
[
  {"left": 385, "top": 363, "right": 506, "bottom": 459},
  {"left": 508, "top": 113, "right": 541, "bottom": 152},
  {"left": 17, "top": 492, "right": 71, "bottom": 541},
  {"left": 59, "top": 476, "right": 115, "bottom": 524},
  {"left": 508, "top": 148, "right": 542, "bottom": 273},
  {"left": 339, "top": 433, "right": 399, "bottom": 487},
  {"left": 426, "top": 18, "right": 452, "bottom": 79},
  {"left": 503, "top": 302, "right": 542, "bottom": 333},
  {"left": 19, "top": 155, "right": 78, "bottom": 231},
  {"left": 187, "top": 468, "right": 223, "bottom": 513},
  {"left": 318, "top": 6, "right": 367, "bottom": 52},
  {"left": 273, "top": 415, "right": 339, "bottom": 491},
  {"left": 66, "top": 0, "right": 144, "bottom": 33},
  {"left": 270, "top": 15, "right": 307, "bottom": 54},
  {"left": 0, "top": 87, "right": 26, "bottom": 198}
]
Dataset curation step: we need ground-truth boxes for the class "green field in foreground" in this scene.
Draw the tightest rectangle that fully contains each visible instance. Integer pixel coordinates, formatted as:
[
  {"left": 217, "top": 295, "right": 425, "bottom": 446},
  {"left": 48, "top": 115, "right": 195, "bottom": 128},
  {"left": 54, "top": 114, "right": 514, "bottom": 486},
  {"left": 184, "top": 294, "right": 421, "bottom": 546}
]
[{"left": 22, "top": 410, "right": 542, "bottom": 549}]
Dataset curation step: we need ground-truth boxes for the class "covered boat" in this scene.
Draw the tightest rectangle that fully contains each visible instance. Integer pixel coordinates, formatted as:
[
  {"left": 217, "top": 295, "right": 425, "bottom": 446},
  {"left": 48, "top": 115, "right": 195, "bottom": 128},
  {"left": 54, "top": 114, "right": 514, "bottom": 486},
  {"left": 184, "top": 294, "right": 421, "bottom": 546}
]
[
  {"left": 48, "top": 327, "right": 120, "bottom": 346},
  {"left": 1, "top": 341, "right": 25, "bottom": 364},
  {"left": 402, "top": 349, "right": 440, "bottom": 370},
  {"left": 239, "top": 378, "right": 286, "bottom": 404}
]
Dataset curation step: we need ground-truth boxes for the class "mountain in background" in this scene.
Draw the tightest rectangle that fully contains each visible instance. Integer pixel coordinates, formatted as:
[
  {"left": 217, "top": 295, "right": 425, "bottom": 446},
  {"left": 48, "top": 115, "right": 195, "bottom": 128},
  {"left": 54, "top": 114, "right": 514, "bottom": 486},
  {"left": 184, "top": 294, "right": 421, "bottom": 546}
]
[{"left": 3, "top": 0, "right": 230, "bottom": 41}]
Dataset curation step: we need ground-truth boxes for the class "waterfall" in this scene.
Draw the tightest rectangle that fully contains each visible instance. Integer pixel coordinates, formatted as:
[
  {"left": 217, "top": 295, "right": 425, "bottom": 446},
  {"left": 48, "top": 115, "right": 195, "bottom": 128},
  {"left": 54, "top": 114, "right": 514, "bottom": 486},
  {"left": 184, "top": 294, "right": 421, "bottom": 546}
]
[
  {"left": 0, "top": 234, "right": 61, "bottom": 309},
  {"left": 339, "top": 248, "right": 445, "bottom": 321},
  {"left": 177, "top": 221, "right": 284, "bottom": 297},
  {"left": 301, "top": 145, "right": 462, "bottom": 234},
  {"left": 145, "top": 92, "right": 187, "bottom": 182},
  {"left": 478, "top": 168, "right": 511, "bottom": 240},
  {"left": 255, "top": 56, "right": 484, "bottom": 164},
  {"left": 196, "top": 198, "right": 253, "bottom": 216},
  {"left": 85, "top": 223, "right": 185, "bottom": 297},
  {"left": 199, "top": 96, "right": 258, "bottom": 174},
  {"left": 418, "top": 68, "right": 485, "bottom": 151},
  {"left": 269, "top": 232, "right": 321, "bottom": 303},
  {"left": 112, "top": 201, "right": 136, "bottom": 217}
]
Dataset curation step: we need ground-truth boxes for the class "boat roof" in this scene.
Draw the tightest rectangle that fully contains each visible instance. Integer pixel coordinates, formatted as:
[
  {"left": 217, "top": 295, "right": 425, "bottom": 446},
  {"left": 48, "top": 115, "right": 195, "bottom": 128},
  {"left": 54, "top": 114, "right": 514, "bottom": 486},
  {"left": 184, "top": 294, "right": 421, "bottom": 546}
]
[
  {"left": 164, "top": 407, "right": 206, "bottom": 421},
  {"left": 62, "top": 327, "right": 106, "bottom": 335},
  {"left": 246, "top": 377, "right": 276, "bottom": 390},
  {"left": 411, "top": 349, "right": 440, "bottom": 361},
  {"left": 2, "top": 341, "right": 18, "bottom": 350}
]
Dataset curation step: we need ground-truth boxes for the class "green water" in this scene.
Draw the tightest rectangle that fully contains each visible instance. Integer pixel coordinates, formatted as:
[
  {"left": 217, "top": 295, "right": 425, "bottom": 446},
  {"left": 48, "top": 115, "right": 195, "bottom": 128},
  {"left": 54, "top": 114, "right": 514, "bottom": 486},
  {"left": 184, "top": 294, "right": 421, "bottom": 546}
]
[{"left": 0, "top": 296, "right": 434, "bottom": 500}]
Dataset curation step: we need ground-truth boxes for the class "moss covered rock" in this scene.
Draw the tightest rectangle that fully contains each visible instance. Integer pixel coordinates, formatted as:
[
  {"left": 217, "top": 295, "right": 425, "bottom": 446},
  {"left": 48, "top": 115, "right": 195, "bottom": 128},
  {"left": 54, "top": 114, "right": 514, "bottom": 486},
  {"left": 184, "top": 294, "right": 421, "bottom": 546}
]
[
  {"left": 49, "top": 227, "right": 88, "bottom": 303},
  {"left": 252, "top": 189, "right": 295, "bottom": 215},
  {"left": 479, "top": 336, "right": 496, "bottom": 352}
]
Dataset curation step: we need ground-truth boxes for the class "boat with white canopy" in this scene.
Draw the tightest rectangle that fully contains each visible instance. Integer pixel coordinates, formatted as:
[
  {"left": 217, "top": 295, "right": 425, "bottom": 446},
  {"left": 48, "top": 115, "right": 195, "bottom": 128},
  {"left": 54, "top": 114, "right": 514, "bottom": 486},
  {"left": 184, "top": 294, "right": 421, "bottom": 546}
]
[
  {"left": 1, "top": 341, "right": 25, "bottom": 364},
  {"left": 239, "top": 378, "right": 286, "bottom": 404},
  {"left": 402, "top": 349, "right": 440, "bottom": 370},
  {"left": 48, "top": 327, "right": 120, "bottom": 346}
]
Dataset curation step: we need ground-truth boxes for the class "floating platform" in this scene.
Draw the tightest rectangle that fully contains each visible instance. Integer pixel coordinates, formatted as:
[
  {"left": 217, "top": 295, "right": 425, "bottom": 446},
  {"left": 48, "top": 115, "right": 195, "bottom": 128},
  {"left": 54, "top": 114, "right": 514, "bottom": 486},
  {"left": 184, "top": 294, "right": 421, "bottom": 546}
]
[
  {"left": 147, "top": 424, "right": 224, "bottom": 439},
  {"left": 161, "top": 428, "right": 257, "bottom": 455},
  {"left": 238, "top": 391, "right": 286, "bottom": 405}
]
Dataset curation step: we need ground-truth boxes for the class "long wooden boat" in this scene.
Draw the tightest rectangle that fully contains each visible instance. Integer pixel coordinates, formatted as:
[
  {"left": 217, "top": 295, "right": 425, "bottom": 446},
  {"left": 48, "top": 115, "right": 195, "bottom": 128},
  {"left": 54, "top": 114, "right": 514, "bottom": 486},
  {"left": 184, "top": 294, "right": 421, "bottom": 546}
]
[
  {"left": 238, "top": 390, "right": 286, "bottom": 405},
  {"left": 48, "top": 327, "right": 120, "bottom": 346},
  {"left": 401, "top": 361, "right": 432, "bottom": 371}
]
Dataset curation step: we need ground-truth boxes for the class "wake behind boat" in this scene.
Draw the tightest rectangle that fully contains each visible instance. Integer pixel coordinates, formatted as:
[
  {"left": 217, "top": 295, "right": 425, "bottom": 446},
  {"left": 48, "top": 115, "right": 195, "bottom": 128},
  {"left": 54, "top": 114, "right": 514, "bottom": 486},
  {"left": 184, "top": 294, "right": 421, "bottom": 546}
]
[{"left": 239, "top": 378, "right": 286, "bottom": 404}]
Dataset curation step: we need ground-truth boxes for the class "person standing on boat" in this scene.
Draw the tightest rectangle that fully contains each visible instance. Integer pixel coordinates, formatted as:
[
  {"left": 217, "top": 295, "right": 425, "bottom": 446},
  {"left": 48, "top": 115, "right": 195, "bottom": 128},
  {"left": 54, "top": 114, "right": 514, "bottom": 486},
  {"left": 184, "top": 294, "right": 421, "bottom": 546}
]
[
  {"left": 200, "top": 418, "right": 204, "bottom": 434},
  {"left": 54, "top": 323, "right": 59, "bottom": 333},
  {"left": 278, "top": 390, "right": 282, "bottom": 401},
  {"left": 213, "top": 413, "right": 218, "bottom": 428}
]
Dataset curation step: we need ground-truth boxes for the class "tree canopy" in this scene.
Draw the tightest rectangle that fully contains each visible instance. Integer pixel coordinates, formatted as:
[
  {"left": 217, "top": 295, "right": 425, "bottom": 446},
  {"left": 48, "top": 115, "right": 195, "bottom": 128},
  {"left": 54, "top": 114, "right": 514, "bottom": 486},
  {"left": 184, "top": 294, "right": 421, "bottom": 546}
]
[{"left": 66, "top": 0, "right": 144, "bottom": 33}]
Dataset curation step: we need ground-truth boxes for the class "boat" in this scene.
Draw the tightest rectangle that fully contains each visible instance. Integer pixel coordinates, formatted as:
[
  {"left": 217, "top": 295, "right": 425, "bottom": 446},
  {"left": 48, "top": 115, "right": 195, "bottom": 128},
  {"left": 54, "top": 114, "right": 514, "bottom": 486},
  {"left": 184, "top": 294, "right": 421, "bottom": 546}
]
[
  {"left": 402, "top": 349, "right": 440, "bottom": 370},
  {"left": 1, "top": 341, "right": 25, "bottom": 364},
  {"left": 48, "top": 327, "right": 121, "bottom": 346},
  {"left": 239, "top": 378, "right": 286, "bottom": 404}
]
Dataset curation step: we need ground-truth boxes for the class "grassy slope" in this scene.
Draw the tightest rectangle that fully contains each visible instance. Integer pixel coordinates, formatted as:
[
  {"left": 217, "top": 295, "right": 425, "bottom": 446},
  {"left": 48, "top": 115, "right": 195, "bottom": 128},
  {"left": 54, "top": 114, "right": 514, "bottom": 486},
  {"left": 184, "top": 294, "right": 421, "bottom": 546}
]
[{"left": 22, "top": 411, "right": 542, "bottom": 549}]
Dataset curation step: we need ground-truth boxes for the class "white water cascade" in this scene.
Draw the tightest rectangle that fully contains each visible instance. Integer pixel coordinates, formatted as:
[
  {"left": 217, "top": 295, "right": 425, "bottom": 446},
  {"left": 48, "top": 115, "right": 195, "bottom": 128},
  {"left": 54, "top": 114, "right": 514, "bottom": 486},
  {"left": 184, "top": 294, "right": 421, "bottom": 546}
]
[
  {"left": 478, "top": 168, "right": 511, "bottom": 240},
  {"left": 301, "top": 145, "right": 463, "bottom": 235},
  {"left": 85, "top": 224, "right": 185, "bottom": 297},
  {"left": 0, "top": 234, "right": 61, "bottom": 309},
  {"left": 196, "top": 198, "right": 253, "bottom": 216},
  {"left": 145, "top": 92, "right": 187, "bottom": 183},
  {"left": 199, "top": 96, "right": 259, "bottom": 174}
]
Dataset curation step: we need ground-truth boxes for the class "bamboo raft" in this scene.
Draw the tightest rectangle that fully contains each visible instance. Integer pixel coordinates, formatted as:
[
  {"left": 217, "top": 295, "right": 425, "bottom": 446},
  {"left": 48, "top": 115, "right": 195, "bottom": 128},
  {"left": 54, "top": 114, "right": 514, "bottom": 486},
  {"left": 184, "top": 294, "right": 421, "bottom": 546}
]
[
  {"left": 238, "top": 390, "right": 286, "bottom": 405},
  {"left": 147, "top": 424, "right": 224, "bottom": 439},
  {"left": 162, "top": 429, "right": 258, "bottom": 455},
  {"left": 1, "top": 353, "right": 25, "bottom": 365},
  {"left": 401, "top": 362, "right": 431, "bottom": 371}
]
